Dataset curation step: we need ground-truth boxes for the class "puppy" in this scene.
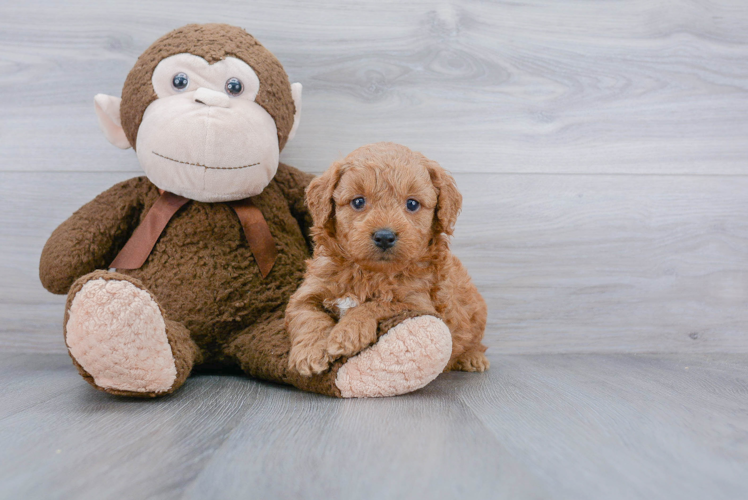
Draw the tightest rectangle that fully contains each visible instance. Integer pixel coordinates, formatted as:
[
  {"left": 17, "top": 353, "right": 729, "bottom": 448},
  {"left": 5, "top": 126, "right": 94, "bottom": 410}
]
[{"left": 286, "top": 142, "right": 488, "bottom": 376}]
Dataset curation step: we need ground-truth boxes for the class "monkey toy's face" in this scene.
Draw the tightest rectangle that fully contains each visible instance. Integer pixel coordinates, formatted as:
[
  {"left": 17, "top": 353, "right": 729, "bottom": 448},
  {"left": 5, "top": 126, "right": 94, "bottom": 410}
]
[
  {"left": 93, "top": 24, "right": 302, "bottom": 203},
  {"left": 136, "top": 54, "right": 285, "bottom": 201}
]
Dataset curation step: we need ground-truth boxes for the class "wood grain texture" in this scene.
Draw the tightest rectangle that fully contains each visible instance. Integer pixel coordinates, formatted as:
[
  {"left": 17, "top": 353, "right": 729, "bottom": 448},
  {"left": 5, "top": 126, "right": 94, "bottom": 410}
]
[
  {"left": 3, "top": 171, "right": 747, "bottom": 354},
  {"left": 457, "top": 353, "right": 748, "bottom": 500},
  {"left": 183, "top": 378, "right": 545, "bottom": 500},
  {"left": 0, "top": 353, "right": 80, "bottom": 420},
  {"left": 0, "top": 353, "right": 746, "bottom": 500},
  {"left": 3, "top": 0, "right": 748, "bottom": 354},
  {"left": 0, "top": 355, "right": 264, "bottom": 500},
  {"left": 1, "top": 0, "right": 748, "bottom": 174}
]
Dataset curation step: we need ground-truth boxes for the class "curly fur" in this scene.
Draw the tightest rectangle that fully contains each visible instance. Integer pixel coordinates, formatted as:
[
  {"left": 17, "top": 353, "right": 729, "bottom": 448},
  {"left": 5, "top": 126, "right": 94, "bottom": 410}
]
[{"left": 286, "top": 142, "right": 489, "bottom": 375}]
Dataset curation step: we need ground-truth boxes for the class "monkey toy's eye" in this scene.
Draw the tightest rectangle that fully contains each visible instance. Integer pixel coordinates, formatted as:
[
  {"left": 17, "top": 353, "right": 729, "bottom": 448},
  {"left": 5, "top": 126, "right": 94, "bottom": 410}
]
[
  {"left": 225, "top": 77, "right": 244, "bottom": 96},
  {"left": 172, "top": 72, "right": 189, "bottom": 91},
  {"left": 351, "top": 197, "right": 366, "bottom": 211},
  {"left": 406, "top": 199, "right": 420, "bottom": 212}
]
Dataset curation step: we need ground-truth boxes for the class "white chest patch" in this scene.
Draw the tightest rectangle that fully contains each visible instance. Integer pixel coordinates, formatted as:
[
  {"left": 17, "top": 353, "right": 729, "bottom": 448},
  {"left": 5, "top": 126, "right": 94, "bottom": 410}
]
[{"left": 334, "top": 297, "right": 360, "bottom": 317}]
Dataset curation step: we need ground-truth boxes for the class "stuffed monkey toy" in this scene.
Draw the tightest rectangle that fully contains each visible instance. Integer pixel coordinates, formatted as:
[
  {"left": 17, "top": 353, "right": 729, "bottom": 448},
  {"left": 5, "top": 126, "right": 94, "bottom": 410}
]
[{"left": 39, "top": 24, "right": 453, "bottom": 398}]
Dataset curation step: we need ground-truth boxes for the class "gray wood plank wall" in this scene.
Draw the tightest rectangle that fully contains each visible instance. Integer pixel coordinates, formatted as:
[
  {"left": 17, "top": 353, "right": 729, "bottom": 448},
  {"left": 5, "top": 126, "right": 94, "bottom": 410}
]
[{"left": 2, "top": 0, "right": 747, "bottom": 354}]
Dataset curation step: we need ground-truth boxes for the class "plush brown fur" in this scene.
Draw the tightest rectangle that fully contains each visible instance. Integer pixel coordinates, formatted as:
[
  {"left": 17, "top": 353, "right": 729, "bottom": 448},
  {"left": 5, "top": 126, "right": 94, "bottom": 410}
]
[
  {"left": 41, "top": 166, "right": 356, "bottom": 395},
  {"left": 286, "top": 143, "right": 488, "bottom": 376},
  {"left": 121, "top": 24, "right": 295, "bottom": 151}
]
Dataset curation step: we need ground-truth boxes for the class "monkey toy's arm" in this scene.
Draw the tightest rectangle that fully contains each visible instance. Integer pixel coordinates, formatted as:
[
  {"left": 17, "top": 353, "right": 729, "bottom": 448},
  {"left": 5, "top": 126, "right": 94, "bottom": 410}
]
[
  {"left": 274, "top": 163, "right": 315, "bottom": 253},
  {"left": 39, "top": 177, "right": 153, "bottom": 294}
]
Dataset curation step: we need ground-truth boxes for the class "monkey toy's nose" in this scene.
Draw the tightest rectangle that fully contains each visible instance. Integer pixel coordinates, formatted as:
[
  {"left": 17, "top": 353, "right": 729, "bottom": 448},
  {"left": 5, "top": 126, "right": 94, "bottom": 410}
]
[
  {"left": 372, "top": 229, "right": 397, "bottom": 250},
  {"left": 194, "top": 87, "right": 230, "bottom": 108}
]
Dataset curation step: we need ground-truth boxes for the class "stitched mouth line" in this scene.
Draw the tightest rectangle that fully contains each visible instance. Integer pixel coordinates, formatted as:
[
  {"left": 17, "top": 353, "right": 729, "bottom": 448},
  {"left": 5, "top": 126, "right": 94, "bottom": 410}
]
[{"left": 152, "top": 151, "right": 260, "bottom": 170}]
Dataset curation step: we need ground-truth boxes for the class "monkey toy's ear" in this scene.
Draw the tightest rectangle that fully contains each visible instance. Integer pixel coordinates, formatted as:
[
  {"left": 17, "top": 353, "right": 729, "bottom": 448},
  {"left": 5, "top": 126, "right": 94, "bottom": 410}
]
[
  {"left": 287, "top": 83, "right": 302, "bottom": 143},
  {"left": 93, "top": 94, "right": 132, "bottom": 149}
]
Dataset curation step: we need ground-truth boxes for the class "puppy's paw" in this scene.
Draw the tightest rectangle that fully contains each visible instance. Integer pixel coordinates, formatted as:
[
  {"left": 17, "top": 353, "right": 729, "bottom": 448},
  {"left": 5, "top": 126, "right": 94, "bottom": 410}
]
[
  {"left": 327, "top": 317, "right": 378, "bottom": 358},
  {"left": 289, "top": 342, "right": 333, "bottom": 376},
  {"left": 447, "top": 350, "right": 490, "bottom": 372}
]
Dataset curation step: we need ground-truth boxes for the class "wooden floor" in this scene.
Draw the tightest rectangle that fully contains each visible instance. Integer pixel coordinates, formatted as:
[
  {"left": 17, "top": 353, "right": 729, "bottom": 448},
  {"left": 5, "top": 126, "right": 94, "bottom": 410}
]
[
  {"left": 2, "top": 0, "right": 748, "bottom": 498},
  {"left": 1, "top": 352, "right": 746, "bottom": 500}
]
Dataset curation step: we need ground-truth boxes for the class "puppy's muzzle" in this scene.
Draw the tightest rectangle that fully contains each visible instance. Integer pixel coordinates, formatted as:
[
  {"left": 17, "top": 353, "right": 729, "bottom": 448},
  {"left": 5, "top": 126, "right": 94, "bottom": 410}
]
[{"left": 372, "top": 229, "right": 397, "bottom": 251}]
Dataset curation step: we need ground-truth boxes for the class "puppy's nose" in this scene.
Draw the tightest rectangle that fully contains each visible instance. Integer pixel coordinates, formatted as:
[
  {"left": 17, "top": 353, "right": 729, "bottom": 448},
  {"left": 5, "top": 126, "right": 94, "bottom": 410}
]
[{"left": 372, "top": 229, "right": 397, "bottom": 250}]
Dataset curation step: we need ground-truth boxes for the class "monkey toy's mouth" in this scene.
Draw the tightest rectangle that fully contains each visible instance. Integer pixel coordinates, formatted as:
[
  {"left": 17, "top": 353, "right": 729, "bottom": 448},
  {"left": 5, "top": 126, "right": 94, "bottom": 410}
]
[
  {"left": 137, "top": 95, "right": 281, "bottom": 202},
  {"left": 152, "top": 151, "right": 260, "bottom": 170}
]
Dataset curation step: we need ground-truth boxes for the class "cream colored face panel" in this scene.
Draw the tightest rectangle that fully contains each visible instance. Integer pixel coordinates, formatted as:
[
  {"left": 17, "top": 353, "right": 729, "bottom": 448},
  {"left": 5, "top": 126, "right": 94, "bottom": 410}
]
[
  {"left": 151, "top": 54, "right": 261, "bottom": 100},
  {"left": 136, "top": 54, "right": 279, "bottom": 202}
]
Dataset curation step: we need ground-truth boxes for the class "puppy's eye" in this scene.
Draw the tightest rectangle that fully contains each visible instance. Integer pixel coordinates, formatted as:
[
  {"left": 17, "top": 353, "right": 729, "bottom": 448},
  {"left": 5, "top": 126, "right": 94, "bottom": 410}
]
[
  {"left": 406, "top": 199, "right": 420, "bottom": 212},
  {"left": 225, "top": 77, "right": 244, "bottom": 96},
  {"left": 172, "top": 73, "right": 189, "bottom": 91},
  {"left": 351, "top": 197, "right": 366, "bottom": 211}
]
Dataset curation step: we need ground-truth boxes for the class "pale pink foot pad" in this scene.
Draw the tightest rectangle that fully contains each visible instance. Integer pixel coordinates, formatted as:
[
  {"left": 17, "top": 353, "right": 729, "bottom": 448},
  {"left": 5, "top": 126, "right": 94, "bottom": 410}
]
[
  {"left": 66, "top": 278, "right": 176, "bottom": 393},
  {"left": 335, "top": 315, "right": 452, "bottom": 398}
]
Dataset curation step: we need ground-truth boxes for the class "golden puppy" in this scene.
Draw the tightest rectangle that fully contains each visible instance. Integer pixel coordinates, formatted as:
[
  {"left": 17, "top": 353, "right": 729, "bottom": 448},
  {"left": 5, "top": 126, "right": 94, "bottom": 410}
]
[{"left": 286, "top": 142, "right": 488, "bottom": 376}]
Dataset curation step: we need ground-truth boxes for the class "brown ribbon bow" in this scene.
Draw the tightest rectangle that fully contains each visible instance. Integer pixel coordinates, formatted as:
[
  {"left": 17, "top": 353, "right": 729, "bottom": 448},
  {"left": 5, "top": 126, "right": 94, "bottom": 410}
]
[{"left": 110, "top": 191, "right": 278, "bottom": 278}]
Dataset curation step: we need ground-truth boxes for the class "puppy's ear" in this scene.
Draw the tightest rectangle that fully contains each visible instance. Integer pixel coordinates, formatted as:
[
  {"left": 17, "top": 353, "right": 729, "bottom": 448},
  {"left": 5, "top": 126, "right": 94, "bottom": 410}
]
[
  {"left": 425, "top": 159, "right": 462, "bottom": 236},
  {"left": 306, "top": 160, "right": 345, "bottom": 232}
]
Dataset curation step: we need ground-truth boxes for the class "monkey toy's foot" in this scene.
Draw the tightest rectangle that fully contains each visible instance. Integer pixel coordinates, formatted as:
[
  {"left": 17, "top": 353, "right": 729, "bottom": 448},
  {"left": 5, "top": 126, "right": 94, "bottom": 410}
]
[
  {"left": 334, "top": 315, "right": 453, "bottom": 398},
  {"left": 64, "top": 271, "right": 194, "bottom": 397}
]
